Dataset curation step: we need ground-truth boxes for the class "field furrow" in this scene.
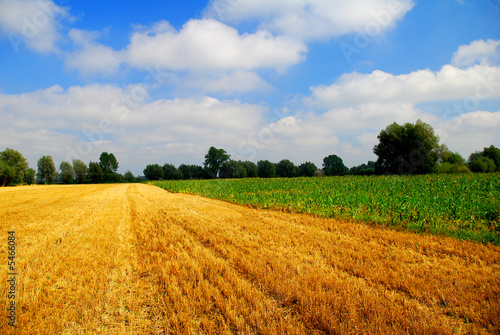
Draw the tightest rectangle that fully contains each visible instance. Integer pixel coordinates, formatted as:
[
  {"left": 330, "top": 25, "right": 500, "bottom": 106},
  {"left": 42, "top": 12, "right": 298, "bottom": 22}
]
[{"left": 1, "top": 184, "right": 499, "bottom": 334}]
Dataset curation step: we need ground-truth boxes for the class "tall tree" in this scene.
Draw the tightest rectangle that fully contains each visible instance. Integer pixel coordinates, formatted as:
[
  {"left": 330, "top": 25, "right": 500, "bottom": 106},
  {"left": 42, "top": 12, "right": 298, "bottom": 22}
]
[
  {"left": 299, "top": 162, "right": 317, "bottom": 177},
  {"left": 99, "top": 152, "right": 119, "bottom": 182},
  {"left": 241, "top": 161, "right": 258, "bottom": 178},
  {"left": 204, "top": 147, "right": 230, "bottom": 178},
  {"left": 221, "top": 160, "right": 247, "bottom": 179},
  {"left": 0, "top": 148, "right": 28, "bottom": 184},
  {"left": 0, "top": 159, "right": 16, "bottom": 187},
  {"left": 232, "top": 164, "right": 247, "bottom": 179},
  {"left": 73, "top": 159, "right": 89, "bottom": 183},
  {"left": 88, "top": 161, "right": 103, "bottom": 183},
  {"left": 178, "top": 164, "right": 192, "bottom": 180},
  {"left": 24, "top": 168, "right": 36, "bottom": 185},
  {"left": 123, "top": 171, "right": 136, "bottom": 182},
  {"left": 373, "top": 120, "right": 439, "bottom": 175},
  {"left": 257, "top": 160, "right": 276, "bottom": 178},
  {"left": 163, "top": 164, "right": 179, "bottom": 180},
  {"left": 350, "top": 161, "right": 375, "bottom": 175},
  {"left": 60, "top": 161, "right": 74, "bottom": 184},
  {"left": 37, "top": 156, "right": 56, "bottom": 184},
  {"left": 144, "top": 164, "right": 164, "bottom": 180},
  {"left": 434, "top": 145, "right": 469, "bottom": 173},
  {"left": 190, "top": 165, "right": 205, "bottom": 179},
  {"left": 468, "top": 153, "right": 496, "bottom": 173},
  {"left": 276, "top": 159, "right": 298, "bottom": 177},
  {"left": 482, "top": 145, "right": 500, "bottom": 172},
  {"left": 323, "top": 154, "right": 348, "bottom": 176}
]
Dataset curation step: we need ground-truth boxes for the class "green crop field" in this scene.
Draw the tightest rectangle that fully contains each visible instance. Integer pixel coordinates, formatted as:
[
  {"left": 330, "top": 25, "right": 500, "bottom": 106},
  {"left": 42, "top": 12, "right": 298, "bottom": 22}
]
[{"left": 153, "top": 173, "right": 500, "bottom": 245}]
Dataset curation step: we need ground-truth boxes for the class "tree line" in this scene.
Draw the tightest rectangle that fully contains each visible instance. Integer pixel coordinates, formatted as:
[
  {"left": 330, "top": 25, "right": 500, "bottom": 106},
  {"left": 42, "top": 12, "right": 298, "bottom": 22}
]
[
  {"left": 0, "top": 151, "right": 141, "bottom": 186},
  {"left": 1, "top": 120, "right": 499, "bottom": 186},
  {"left": 143, "top": 120, "right": 499, "bottom": 181}
]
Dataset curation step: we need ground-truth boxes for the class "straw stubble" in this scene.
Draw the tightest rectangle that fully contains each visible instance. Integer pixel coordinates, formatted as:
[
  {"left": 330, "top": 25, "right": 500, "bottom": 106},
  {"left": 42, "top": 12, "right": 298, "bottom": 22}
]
[{"left": 0, "top": 184, "right": 498, "bottom": 334}]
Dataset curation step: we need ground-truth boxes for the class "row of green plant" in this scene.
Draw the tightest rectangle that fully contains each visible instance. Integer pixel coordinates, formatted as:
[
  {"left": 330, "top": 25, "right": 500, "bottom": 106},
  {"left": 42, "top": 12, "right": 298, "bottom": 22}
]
[{"left": 154, "top": 173, "right": 500, "bottom": 245}]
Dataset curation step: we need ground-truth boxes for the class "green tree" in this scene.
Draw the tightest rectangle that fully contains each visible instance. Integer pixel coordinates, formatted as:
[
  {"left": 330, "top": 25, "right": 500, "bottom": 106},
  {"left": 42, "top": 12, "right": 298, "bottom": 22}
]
[
  {"left": 24, "top": 168, "right": 36, "bottom": 185},
  {"left": 0, "top": 148, "right": 28, "bottom": 184},
  {"left": 299, "top": 162, "right": 317, "bottom": 177},
  {"left": 221, "top": 160, "right": 248, "bottom": 179},
  {"left": 468, "top": 155, "right": 496, "bottom": 173},
  {"left": 349, "top": 161, "right": 375, "bottom": 175},
  {"left": 233, "top": 165, "right": 247, "bottom": 179},
  {"left": 323, "top": 154, "right": 348, "bottom": 176},
  {"left": 373, "top": 120, "right": 440, "bottom": 175},
  {"left": 88, "top": 161, "right": 103, "bottom": 183},
  {"left": 175, "top": 169, "right": 183, "bottom": 180},
  {"left": 220, "top": 160, "right": 236, "bottom": 178},
  {"left": 241, "top": 161, "right": 258, "bottom": 178},
  {"left": 436, "top": 145, "right": 465, "bottom": 165},
  {"left": 276, "top": 159, "right": 298, "bottom": 178},
  {"left": 37, "top": 156, "right": 56, "bottom": 184},
  {"left": 163, "top": 164, "right": 179, "bottom": 180},
  {"left": 204, "top": 147, "right": 230, "bottom": 178},
  {"left": 73, "top": 159, "right": 89, "bottom": 183},
  {"left": 482, "top": 145, "right": 500, "bottom": 172},
  {"left": 257, "top": 160, "right": 275, "bottom": 178},
  {"left": 143, "top": 164, "right": 164, "bottom": 180},
  {"left": 114, "top": 173, "right": 124, "bottom": 183},
  {"left": 191, "top": 165, "right": 205, "bottom": 179},
  {"left": 0, "top": 159, "right": 16, "bottom": 187},
  {"left": 434, "top": 145, "right": 468, "bottom": 173},
  {"left": 60, "top": 161, "right": 74, "bottom": 184},
  {"left": 123, "top": 171, "right": 136, "bottom": 182},
  {"left": 178, "top": 164, "right": 204, "bottom": 179},
  {"left": 99, "top": 152, "right": 119, "bottom": 182},
  {"left": 178, "top": 164, "right": 192, "bottom": 179}
]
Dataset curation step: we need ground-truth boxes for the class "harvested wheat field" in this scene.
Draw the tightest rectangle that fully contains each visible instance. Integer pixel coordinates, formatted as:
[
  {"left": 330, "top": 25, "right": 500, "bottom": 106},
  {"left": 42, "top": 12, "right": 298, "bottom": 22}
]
[{"left": 0, "top": 184, "right": 499, "bottom": 334}]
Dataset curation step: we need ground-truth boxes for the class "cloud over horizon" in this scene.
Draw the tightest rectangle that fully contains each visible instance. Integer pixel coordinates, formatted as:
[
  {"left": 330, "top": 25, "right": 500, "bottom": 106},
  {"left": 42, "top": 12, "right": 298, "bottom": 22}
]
[{"left": 1, "top": 1, "right": 499, "bottom": 175}]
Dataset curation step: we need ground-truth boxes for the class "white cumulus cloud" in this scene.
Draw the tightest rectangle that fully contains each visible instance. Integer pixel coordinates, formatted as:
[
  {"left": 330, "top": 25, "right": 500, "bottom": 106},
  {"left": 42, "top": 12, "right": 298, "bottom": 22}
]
[
  {"left": 65, "top": 29, "right": 124, "bottom": 76},
  {"left": 205, "top": 0, "right": 415, "bottom": 41},
  {"left": 0, "top": 84, "right": 268, "bottom": 173},
  {"left": 452, "top": 39, "right": 500, "bottom": 68},
  {"left": 309, "top": 63, "right": 500, "bottom": 107},
  {"left": 126, "top": 19, "right": 307, "bottom": 71},
  {"left": 0, "top": 0, "right": 69, "bottom": 53}
]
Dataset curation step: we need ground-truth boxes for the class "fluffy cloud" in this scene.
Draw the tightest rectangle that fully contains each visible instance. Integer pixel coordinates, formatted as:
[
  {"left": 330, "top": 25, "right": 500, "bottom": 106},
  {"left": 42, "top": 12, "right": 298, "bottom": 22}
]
[
  {"left": 246, "top": 103, "right": 435, "bottom": 165},
  {"left": 0, "top": 84, "right": 125, "bottom": 129},
  {"left": 452, "top": 39, "right": 500, "bottom": 68},
  {"left": 300, "top": 40, "right": 500, "bottom": 165},
  {"left": 309, "top": 64, "right": 500, "bottom": 108},
  {"left": 436, "top": 110, "right": 500, "bottom": 158},
  {"left": 63, "top": 19, "right": 306, "bottom": 92},
  {"left": 65, "top": 29, "right": 124, "bottom": 76},
  {"left": 243, "top": 105, "right": 500, "bottom": 168},
  {"left": 126, "top": 19, "right": 306, "bottom": 71},
  {"left": 0, "top": 0, "right": 68, "bottom": 53},
  {"left": 320, "top": 103, "right": 437, "bottom": 131},
  {"left": 205, "top": 0, "right": 415, "bottom": 41},
  {"left": 234, "top": 113, "right": 342, "bottom": 165},
  {"left": 0, "top": 84, "right": 268, "bottom": 173}
]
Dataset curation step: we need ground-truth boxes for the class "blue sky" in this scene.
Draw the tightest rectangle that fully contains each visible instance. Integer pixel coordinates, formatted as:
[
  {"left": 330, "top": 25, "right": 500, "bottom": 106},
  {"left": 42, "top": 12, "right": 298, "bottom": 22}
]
[{"left": 1, "top": 0, "right": 499, "bottom": 175}]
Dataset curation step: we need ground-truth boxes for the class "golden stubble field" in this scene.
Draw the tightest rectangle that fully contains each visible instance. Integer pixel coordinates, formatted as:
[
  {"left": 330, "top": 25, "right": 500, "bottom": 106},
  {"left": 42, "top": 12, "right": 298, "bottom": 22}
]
[{"left": 0, "top": 183, "right": 499, "bottom": 334}]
